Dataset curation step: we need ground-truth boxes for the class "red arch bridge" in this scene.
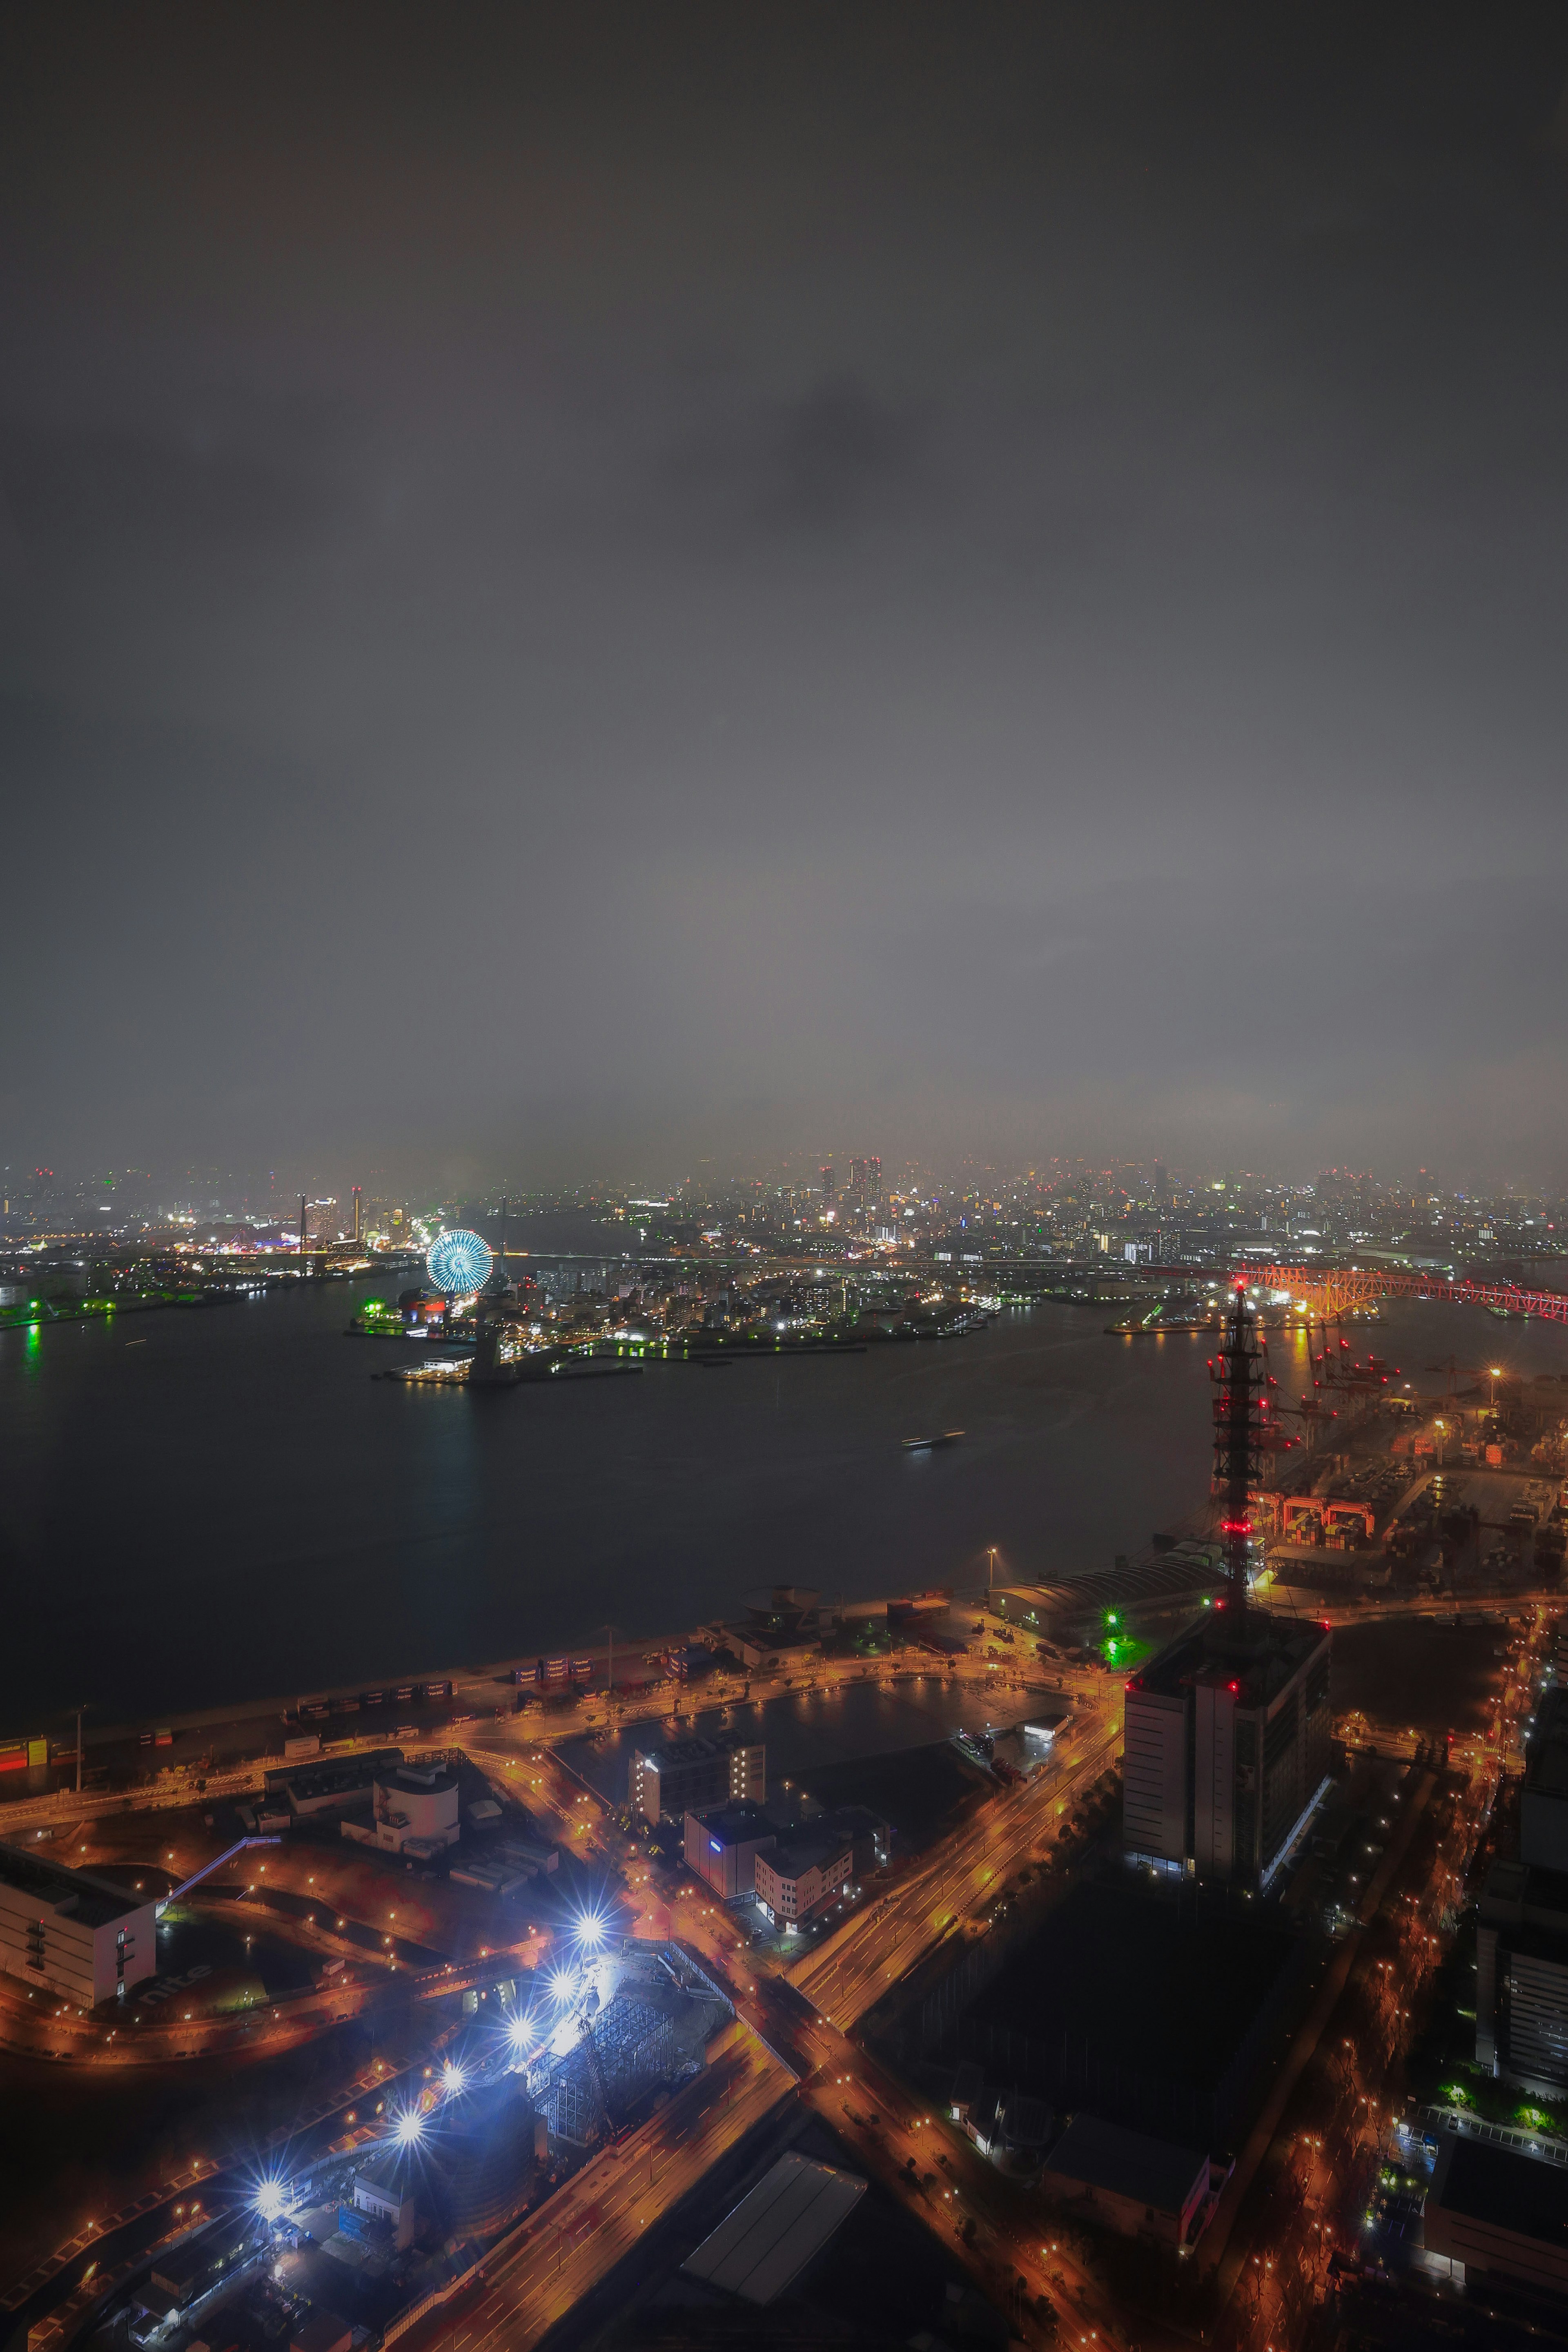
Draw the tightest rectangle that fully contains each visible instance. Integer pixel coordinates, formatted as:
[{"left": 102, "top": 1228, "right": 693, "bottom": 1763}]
[{"left": 1229, "top": 1263, "right": 1568, "bottom": 1327}]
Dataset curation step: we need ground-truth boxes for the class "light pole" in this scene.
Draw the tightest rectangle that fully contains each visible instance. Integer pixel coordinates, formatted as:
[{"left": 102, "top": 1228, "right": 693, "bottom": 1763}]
[
  {"left": 1490, "top": 1366, "right": 1502, "bottom": 1412},
  {"left": 987, "top": 1546, "right": 997, "bottom": 1597}
]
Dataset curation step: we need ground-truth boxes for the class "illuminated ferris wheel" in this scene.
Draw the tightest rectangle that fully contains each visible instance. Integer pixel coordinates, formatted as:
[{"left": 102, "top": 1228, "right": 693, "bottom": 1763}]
[{"left": 427, "top": 1227, "right": 494, "bottom": 1296}]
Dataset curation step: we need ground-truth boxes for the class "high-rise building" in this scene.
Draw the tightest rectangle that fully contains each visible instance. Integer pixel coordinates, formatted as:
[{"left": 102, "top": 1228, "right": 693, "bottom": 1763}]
[
  {"left": 1122, "top": 1613, "right": 1332, "bottom": 1887},
  {"left": 845, "top": 1156, "right": 881, "bottom": 1221},
  {"left": 820, "top": 1164, "right": 836, "bottom": 1208},
  {"left": 1475, "top": 1679, "right": 1568, "bottom": 2092},
  {"left": 1122, "top": 1283, "right": 1332, "bottom": 1887}
]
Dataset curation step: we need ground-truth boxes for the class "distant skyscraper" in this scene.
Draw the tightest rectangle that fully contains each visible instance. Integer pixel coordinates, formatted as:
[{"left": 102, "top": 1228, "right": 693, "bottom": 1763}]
[
  {"left": 845, "top": 1157, "right": 880, "bottom": 1220},
  {"left": 1153, "top": 1162, "right": 1167, "bottom": 1201},
  {"left": 820, "top": 1164, "right": 836, "bottom": 1207}
]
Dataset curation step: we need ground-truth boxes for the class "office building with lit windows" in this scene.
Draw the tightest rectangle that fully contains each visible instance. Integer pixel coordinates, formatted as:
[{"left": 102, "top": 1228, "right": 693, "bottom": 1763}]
[{"left": 630, "top": 1731, "right": 765, "bottom": 1825}]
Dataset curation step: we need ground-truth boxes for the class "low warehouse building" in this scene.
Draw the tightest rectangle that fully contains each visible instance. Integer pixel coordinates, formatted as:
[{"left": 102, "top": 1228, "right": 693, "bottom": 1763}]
[{"left": 1042, "top": 2114, "right": 1221, "bottom": 2250}]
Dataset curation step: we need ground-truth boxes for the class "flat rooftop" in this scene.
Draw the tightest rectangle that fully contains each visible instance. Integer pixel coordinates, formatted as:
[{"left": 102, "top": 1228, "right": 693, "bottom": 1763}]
[
  {"left": 764, "top": 1835, "right": 849, "bottom": 1879},
  {"left": 0, "top": 1841, "right": 150, "bottom": 1929},
  {"left": 1430, "top": 2132, "right": 1568, "bottom": 2243},
  {"left": 1130, "top": 1604, "right": 1329, "bottom": 1712},
  {"left": 682, "top": 2154, "right": 865, "bottom": 2304},
  {"left": 637, "top": 1731, "right": 754, "bottom": 1768},
  {"left": 689, "top": 1801, "right": 774, "bottom": 1844},
  {"left": 1045, "top": 2114, "right": 1208, "bottom": 2214},
  {"left": 998, "top": 1550, "right": 1225, "bottom": 1623},
  {"left": 1525, "top": 1686, "right": 1568, "bottom": 1799},
  {"left": 383, "top": 1763, "right": 459, "bottom": 1796}
]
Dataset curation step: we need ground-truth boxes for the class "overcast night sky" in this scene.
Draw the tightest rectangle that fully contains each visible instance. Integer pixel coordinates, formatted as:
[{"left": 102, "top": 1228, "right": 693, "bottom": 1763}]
[{"left": 4, "top": 5, "right": 1568, "bottom": 1191}]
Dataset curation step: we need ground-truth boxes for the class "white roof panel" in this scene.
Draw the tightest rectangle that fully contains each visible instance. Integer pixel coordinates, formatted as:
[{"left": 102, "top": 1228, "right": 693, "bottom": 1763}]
[{"left": 681, "top": 2153, "right": 866, "bottom": 2304}]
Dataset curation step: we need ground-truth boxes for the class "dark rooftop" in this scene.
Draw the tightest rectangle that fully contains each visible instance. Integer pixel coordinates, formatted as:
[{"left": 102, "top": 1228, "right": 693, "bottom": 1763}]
[
  {"left": 1129, "top": 1604, "right": 1329, "bottom": 1712},
  {"left": 962, "top": 1880, "right": 1301, "bottom": 2120},
  {"left": 1525, "top": 1685, "right": 1568, "bottom": 1800},
  {"left": 382, "top": 1763, "right": 459, "bottom": 1797},
  {"left": 764, "top": 1835, "right": 851, "bottom": 1880},
  {"left": 1045, "top": 2114, "right": 1209, "bottom": 2214},
  {"left": 637, "top": 1731, "right": 756, "bottom": 1770},
  {"left": 689, "top": 1801, "right": 775, "bottom": 1843},
  {"left": 0, "top": 1841, "right": 152, "bottom": 1930},
  {"left": 1430, "top": 2133, "right": 1568, "bottom": 2246}
]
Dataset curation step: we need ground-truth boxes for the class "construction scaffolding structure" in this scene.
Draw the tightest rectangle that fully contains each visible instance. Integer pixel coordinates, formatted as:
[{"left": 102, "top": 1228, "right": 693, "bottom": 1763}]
[{"left": 534, "top": 1941, "right": 732, "bottom": 2147}]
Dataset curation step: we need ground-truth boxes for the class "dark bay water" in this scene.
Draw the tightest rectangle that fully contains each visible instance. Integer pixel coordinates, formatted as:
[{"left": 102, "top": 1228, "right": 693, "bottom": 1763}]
[{"left": 5, "top": 1283, "right": 1566, "bottom": 1734}]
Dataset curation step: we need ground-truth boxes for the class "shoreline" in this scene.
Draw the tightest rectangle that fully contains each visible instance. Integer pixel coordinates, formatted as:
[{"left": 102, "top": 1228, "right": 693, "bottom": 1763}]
[{"left": 0, "top": 1575, "right": 1008, "bottom": 1771}]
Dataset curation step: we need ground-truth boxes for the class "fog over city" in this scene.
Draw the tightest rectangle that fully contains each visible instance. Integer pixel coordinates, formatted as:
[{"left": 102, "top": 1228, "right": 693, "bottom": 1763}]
[{"left": 4, "top": 7, "right": 1568, "bottom": 1187}]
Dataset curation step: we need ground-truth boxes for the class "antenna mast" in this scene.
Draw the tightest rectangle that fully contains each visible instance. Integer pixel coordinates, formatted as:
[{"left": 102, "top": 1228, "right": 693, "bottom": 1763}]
[{"left": 1212, "top": 1281, "right": 1268, "bottom": 1615}]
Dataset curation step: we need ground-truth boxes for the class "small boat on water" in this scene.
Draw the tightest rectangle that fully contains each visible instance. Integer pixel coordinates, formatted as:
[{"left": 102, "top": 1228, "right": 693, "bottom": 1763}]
[{"left": 902, "top": 1429, "right": 964, "bottom": 1451}]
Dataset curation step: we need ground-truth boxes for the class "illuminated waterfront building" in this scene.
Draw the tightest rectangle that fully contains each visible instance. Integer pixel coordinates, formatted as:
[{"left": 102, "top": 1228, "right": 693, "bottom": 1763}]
[{"left": 630, "top": 1731, "right": 765, "bottom": 1825}]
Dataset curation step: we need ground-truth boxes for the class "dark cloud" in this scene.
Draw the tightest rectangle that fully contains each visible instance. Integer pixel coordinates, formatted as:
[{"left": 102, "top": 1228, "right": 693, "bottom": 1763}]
[{"left": 1, "top": 3, "right": 1567, "bottom": 1187}]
